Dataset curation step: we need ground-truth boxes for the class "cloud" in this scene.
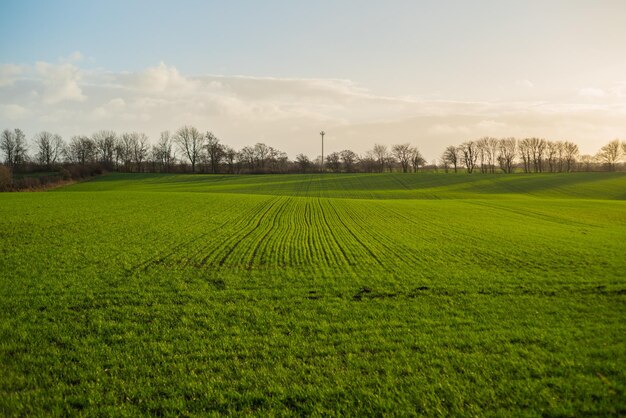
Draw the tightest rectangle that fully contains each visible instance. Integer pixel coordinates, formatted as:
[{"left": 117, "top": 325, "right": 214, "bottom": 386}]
[
  {"left": 0, "top": 64, "right": 22, "bottom": 87},
  {"left": 0, "top": 60, "right": 624, "bottom": 158},
  {"left": 0, "top": 104, "right": 28, "bottom": 120},
  {"left": 577, "top": 87, "right": 607, "bottom": 98},
  {"left": 35, "top": 61, "right": 86, "bottom": 104}
]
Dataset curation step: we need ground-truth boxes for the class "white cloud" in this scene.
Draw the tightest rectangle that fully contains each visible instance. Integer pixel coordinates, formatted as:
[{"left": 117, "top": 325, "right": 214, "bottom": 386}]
[
  {"left": 0, "top": 104, "right": 28, "bottom": 120},
  {"left": 577, "top": 87, "right": 607, "bottom": 98},
  {"left": 35, "top": 61, "right": 86, "bottom": 104},
  {"left": 0, "top": 60, "right": 624, "bottom": 158},
  {"left": 0, "top": 64, "right": 22, "bottom": 87}
]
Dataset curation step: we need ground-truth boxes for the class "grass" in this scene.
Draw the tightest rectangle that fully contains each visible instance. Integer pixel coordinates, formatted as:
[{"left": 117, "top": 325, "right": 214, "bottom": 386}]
[{"left": 1, "top": 172, "right": 625, "bottom": 415}]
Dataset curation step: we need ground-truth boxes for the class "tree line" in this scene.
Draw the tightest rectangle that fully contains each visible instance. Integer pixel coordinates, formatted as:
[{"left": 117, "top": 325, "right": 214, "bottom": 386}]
[{"left": 1, "top": 126, "right": 625, "bottom": 190}]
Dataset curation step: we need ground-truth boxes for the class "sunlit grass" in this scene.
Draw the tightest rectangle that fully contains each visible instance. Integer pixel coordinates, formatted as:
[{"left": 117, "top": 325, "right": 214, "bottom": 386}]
[{"left": 1, "top": 173, "right": 625, "bottom": 415}]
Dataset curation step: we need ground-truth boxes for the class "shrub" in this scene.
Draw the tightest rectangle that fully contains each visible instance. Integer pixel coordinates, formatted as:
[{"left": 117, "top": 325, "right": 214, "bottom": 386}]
[{"left": 0, "top": 165, "right": 12, "bottom": 191}]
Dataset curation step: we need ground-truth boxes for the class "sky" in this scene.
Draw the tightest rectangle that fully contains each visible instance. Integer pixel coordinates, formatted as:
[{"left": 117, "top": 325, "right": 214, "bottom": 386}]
[{"left": 1, "top": 0, "right": 625, "bottom": 160}]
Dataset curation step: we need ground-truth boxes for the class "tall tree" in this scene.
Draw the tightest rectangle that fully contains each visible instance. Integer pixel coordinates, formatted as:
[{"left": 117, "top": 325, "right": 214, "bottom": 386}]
[
  {"left": 93, "top": 130, "right": 117, "bottom": 169},
  {"left": 34, "top": 131, "right": 64, "bottom": 169},
  {"left": 205, "top": 132, "right": 224, "bottom": 174},
  {"left": 460, "top": 141, "right": 478, "bottom": 174},
  {"left": 498, "top": 138, "right": 517, "bottom": 174},
  {"left": 152, "top": 131, "right": 175, "bottom": 172},
  {"left": 132, "top": 133, "right": 149, "bottom": 172},
  {"left": 410, "top": 148, "right": 426, "bottom": 173},
  {"left": 442, "top": 145, "right": 459, "bottom": 173},
  {"left": 174, "top": 126, "right": 204, "bottom": 173},
  {"left": 1, "top": 129, "right": 16, "bottom": 168},
  {"left": 372, "top": 144, "right": 388, "bottom": 173},
  {"left": 562, "top": 141, "right": 579, "bottom": 172},
  {"left": 597, "top": 139, "right": 621, "bottom": 171},
  {"left": 340, "top": 149, "right": 358, "bottom": 173},
  {"left": 392, "top": 143, "right": 413, "bottom": 173}
]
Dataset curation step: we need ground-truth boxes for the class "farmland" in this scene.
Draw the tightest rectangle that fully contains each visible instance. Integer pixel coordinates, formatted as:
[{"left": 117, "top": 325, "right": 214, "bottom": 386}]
[{"left": 1, "top": 172, "right": 625, "bottom": 415}]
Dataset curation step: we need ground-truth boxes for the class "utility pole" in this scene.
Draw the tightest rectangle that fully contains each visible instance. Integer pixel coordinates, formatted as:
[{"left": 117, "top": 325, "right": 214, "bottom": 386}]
[{"left": 320, "top": 130, "right": 325, "bottom": 173}]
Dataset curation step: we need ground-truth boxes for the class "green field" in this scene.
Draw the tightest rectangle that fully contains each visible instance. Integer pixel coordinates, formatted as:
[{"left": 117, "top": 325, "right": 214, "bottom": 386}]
[{"left": 1, "top": 172, "right": 625, "bottom": 415}]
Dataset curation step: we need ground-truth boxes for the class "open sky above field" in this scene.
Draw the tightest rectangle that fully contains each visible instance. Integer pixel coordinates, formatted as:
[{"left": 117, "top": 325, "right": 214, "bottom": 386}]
[{"left": 1, "top": 0, "right": 626, "bottom": 159}]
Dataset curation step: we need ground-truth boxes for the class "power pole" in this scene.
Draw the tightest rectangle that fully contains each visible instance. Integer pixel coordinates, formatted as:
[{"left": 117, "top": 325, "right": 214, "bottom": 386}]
[{"left": 320, "top": 130, "right": 325, "bottom": 173}]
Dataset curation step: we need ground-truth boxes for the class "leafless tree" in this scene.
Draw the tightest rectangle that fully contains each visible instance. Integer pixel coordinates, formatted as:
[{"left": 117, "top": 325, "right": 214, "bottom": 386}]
[
  {"left": 65, "top": 136, "right": 95, "bottom": 165},
  {"left": 238, "top": 146, "right": 255, "bottom": 171},
  {"left": 0, "top": 129, "right": 16, "bottom": 168},
  {"left": 1, "top": 129, "right": 27, "bottom": 169},
  {"left": 597, "top": 139, "right": 622, "bottom": 171},
  {"left": 518, "top": 138, "right": 532, "bottom": 173},
  {"left": 460, "top": 141, "right": 478, "bottom": 173},
  {"left": 93, "top": 130, "right": 117, "bottom": 169},
  {"left": 498, "top": 138, "right": 517, "bottom": 174},
  {"left": 563, "top": 141, "right": 579, "bottom": 172},
  {"left": 34, "top": 131, "right": 64, "bottom": 169},
  {"left": 326, "top": 152, "right": 341, "bottom": 172},
  {"left": 475, "top": 138, "right": 490, "bottom": 173},
  {"left": 530, "top": 138, "right": 546, "bottom": 173},
  {"left": 295, "top": 153, "right": 312, "bottom": 173},
  {"left": 340, "top": 149, "right": 358, "bottom": 173},
  {"left": 372, "top": 144, "right": 388, "bottom": 173},
  {"left": 442, "top": 145, "right": 460, "bottom": 173},
  {"left": 205, "top": 132, "right": 224, "bottom": 174},
  {"left": 116, "top": 133, "right": 134, "bottom": 171},
  {"left": 174, "top": 126, "right": 204, "bottom": 173},
  {"left": 152, "top": 131, "right": 175, "bottom": 172},
  {"left": 392, "top": 143, "right": 413, "bottom": 173},
  {"left": 546, "top": 141, "right": 559, "bottom": 172},
  {"left": 130, "top": 133, "right": 149, "bottom": 172},
  {"left": 223, "top": 146, "right": 237, "bottom": 174},
  {"left": 410, "top": 148, "right": 426, "bottom": 173},
  {"left": 579, "top": 154, "right": 594, "bottom": 172}
]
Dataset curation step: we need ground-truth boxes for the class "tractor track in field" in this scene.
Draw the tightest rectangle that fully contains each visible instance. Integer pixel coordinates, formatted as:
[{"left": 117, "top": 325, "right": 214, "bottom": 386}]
[
  {"left": 324, "top": 198, "right": 385, "bottom": 268},
  {"left": 195, "top": 196, "right": 282, "bottom": 267},
  {"left": 245, "top": 197, "right": 292, "bottom": 269}
]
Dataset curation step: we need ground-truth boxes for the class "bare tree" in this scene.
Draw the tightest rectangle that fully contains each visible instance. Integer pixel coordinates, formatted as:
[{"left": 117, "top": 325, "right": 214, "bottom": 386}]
[
  {"left": 253, "top": 143, "right": 271, "bottom": 170},
  {"left": 116, "top": 133, "right": 135, "bottom": 171},
  {"left": 410, "top": 148, "right": 426, "bottom": 173},
  {"left": 546, "top": 141, "right": 559, "bottom": 172},
  {"left": 205, "top": 132, "right": 224, "bottom": 174},
  {"left": 1, "top": 129, "right": 16, "bottom": 168},
  {"left": 238, "top": 146, "right": 255, "bottom": 171},
  {"left": 152, "top": 131, "right": 175, "bottom": 172},
  {"left": 442, "top": 145, "right": 460, "bottom": 173},
  {"left": 579, "top": 154, "right": 594, "bottom": 172},
  {"left": 340, "top": 149, "right": 358, "bottom": 173},
  {"left": 498, "top": 138, "right": 517, "bottom": 174},
  {"left": 93, "top": 130, "right": 117, "bottom": 169},
  {"left": 563, "top": 141, "right": 579, "bottom": 172},
  {"left": 392, "top": 143, "right": 413, "bottom": 173},
  {"left": 475, "top": 138, "right": 490, "bottom": 173},
  {"left": 132, "top": 133, "right": 149, "bottom": 172},
  {"left": 460, "top": 141, "right": 478, "bottom": 174},
  {"left": 65, "top": 136, "right": 95, "bottom": 165},
  {"left": 518, "top": 138, "right": 532, "bottom": 173},
  {"left": 597, "top": 139, "right": 622, "bottom": 171},
  {"left": 530, "top": 138, "right": 546, "bottom": 173},
  {"left": 34, "top": 131, "right": 64, "bottom": 169},
  {"left": 223, "top": 146, "right": 237, "bottom": 174},
  {"left": 174, "top": 126, "right": 204, "bottom": 173},
  {"left": 295, "top": 154, "right": 311, "bottom": 173},
  {"left": 372, "top": 144, "right": 388, "bottom": 173},
  {"left": 326, "top": 152, "right": 341, "bottom": 173}
]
